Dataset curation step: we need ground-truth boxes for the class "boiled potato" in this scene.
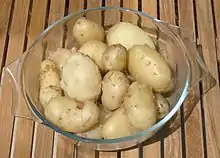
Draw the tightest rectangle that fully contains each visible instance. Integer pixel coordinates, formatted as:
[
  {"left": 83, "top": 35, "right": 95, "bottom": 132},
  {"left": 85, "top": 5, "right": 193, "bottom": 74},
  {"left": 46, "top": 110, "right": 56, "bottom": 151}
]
[
  {"left": 44, "top": 96, "right": 99, "bottom": 133},
  {"left": 124, "top": 82, "right": 157, "bottom": 130},
  {"left": 102, "top": 44, "right": 127, "bottom": 71},
  {"left": 102, "top": 108, "right": 135, "bottom": 139},
  {"left": 79, "top": 40, "right": 107, "bottom": 71},
  {"left": 128, "top": 45, "right": 172, "bottom": 92},
  {"left": 39, "top": 59, "right": 62, "bottom": 107},
  {"left": 107, "top": 22, "right": 155, "bottom": 50},
  {"left": 48, "top": 48, "right": 72, "bottom": 70},
  {"left": 60, "top": 53, "right": 102, "bottom": 102},
  {"left": 155, "top": 93, "right": 170, "bottom": 119},
  {"left": 73, "top": 17, "right": 105, "bottom": 45},
  {"left": 101, "top": 71, "right": 129, "bottom": 111}
]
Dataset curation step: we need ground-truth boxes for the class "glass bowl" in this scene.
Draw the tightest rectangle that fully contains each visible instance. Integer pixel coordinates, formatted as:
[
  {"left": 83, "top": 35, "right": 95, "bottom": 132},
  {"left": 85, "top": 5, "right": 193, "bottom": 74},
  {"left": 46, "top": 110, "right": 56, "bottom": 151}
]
[{"left": 1, "top": 7, "right": 216, "bottom": 151}]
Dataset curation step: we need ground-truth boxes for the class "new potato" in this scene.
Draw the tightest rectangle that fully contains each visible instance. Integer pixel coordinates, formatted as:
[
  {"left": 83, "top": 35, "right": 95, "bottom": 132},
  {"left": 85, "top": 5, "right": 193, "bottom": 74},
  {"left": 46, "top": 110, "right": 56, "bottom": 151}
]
[
  {"left": 124, "top": 82, "right": 157, "bottom": 130},
  {"left": 155, "top": 93, "right": 170, "bottom": 119},
  {"left": 73, "top": 17, "right": 105, "bottom": 45},
  {"left": 79, "top": 40, "right": 107, "bottom": 71},
  {"left": 107, "top": 22, "right": 155, "bottom": 50},
  {"left": 101, "top": 71, "right": 129, "bottom": 111},
  {"left": 128, "top": 45, "right": 172, "bottom": 93},
  {"left": 102, "top": 44, "right": 127, "bottom": 71},
  {"left": 44, "top": 96, "right": 100, "bottom": 133},
  {"left": 102, "top": 108, "right": 135, "bottom": 139},
  {"left": 39, "top": 59, "right": 62, "bottom": 107},
  {"left": 60, "top": 53, "right": 102, "bottom": 102}
]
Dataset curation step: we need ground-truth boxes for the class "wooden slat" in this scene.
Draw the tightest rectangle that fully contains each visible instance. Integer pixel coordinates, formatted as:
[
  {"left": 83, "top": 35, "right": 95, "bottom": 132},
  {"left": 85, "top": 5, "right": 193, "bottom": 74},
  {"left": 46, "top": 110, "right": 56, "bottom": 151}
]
[
  {"left": 121, "top": 0, "right": 138, "bottom": 158},
  {"left": 142, "top": 0, "right": 161, "bottom": 157},
  {"left": 159, "top": 0, "right": 183, "bottom": 158},
  {"left": 178, "top": 0, "right": 205, "bottom": 157},
  {"left": 0, "top": 0, "right": 30, "bottom": 157},
  {"left": 195, "top": 0, "right": 220, "bottom": 157},
  {"left": 86, "top": 0, "right": 102, "bottom": 25},
  {"left": 11, "top": 0, "right": 49, "bottom": 157},
  {"left": 0, "top": 0, "right": 13, "bottom": 72},
  {"left": 54, "top": 1, "right": 84, "bottom": 158},
  {"left": 212, "top": 0, "right": 220, "bottom": 61}
]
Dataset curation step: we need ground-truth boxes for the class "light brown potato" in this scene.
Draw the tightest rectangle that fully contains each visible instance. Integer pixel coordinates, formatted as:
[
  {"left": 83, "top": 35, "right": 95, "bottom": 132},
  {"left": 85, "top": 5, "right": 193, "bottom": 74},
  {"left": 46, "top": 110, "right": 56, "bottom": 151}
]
[
  {"left": 99, "top": 106, "right": 113, "bottom": 124},
  {"left": 107, "top": 22, "right": 155, "bottom": 50},
  {"left": 124, "top": 82, "right": 157, "bottom": 130},
  {"left": 39, "top": 59, "right": 62, "bottom": 107},
  {"left": 60, "top": 53, "right": 102, "bottom": 102},
  {"left": 102, "top": 44, "right": 127, "bottom": 71},
  {"left": 128, "top": 45, "right": 172, "bottom": 93},
  {"left": 101, "top": 71, "right": 129, "bottom": 111},
  {"left": 48, "top": 48, "right": 72, "bottom": 70},
  {"left": 73, "top": 17, "right": 105, "bottom": 45},
  {"left": 44, "top": 96, "right": 100, "bottom": 133},
  {"left": 155, "top": 93, "right": 170, "bottom": 119},
  {"left": 79, "top": 40, "right": 107, "bottom": 71},
  {"left": 102, "top": 108, "right": 135, "bottom": 139}
]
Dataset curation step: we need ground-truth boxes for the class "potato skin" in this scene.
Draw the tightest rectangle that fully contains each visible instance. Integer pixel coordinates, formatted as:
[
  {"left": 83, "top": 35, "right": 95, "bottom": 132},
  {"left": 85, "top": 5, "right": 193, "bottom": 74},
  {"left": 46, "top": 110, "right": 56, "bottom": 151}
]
[
  {"left": 48, "top": 48, "right": 72, "bottom": 70},
  {"left": 101, "top": 71, "right": 129, "bottom": 111},
  {"left": 124, "top": 82, "right": 157, "bottom": 130},
  {"left": 102, "top": 44, "right": 127, "bottom": 71},
  {"left": 44, "top": 96, "right": 99, "bottom": 133},
  {"left": 107, "top": 22, "right": 155, "bottom": 50},
  {"left": 39, "top": 59, "right": 62, "bottom": 107},
  {"left": 60, "top": 53, "right": 102, "bottom": 102},
  {"left": 128, "top": 45, "right": 172, "bottom": 93},
  {"left": 79, "top": 40, "right": 107, "bottom": 71},
  {"left": 155, "top": 93, "right": 170, "bottom": 119},
  {"left": 73, "top": 17, "right": 105, "bottom": 45},
  {"left": 102, "top": 108, "right": 135, "bottom": 139}
]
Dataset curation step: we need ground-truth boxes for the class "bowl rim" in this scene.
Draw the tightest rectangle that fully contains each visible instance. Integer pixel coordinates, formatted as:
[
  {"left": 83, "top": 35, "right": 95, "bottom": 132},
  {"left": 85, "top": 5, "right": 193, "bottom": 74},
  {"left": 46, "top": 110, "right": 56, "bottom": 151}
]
[{"left": 22, "top": 6, "right": 190, "bottom": 144}]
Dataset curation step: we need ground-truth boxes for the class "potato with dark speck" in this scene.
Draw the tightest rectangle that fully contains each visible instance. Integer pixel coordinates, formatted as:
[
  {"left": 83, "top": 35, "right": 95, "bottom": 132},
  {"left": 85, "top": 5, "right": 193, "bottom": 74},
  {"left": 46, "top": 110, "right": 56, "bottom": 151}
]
[
  {"left": 102, "top": 44, "right": 127, "bottom": 71},
  {"left": 73, "top": 17, "right": 105, "bottom": 45}
]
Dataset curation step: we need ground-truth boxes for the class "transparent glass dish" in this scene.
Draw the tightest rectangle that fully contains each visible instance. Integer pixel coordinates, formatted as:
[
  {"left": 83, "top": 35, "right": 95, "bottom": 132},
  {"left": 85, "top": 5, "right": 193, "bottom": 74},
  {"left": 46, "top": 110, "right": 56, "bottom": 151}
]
[{"left": 0, "top": 7, "right": 216, "bottom": 151}]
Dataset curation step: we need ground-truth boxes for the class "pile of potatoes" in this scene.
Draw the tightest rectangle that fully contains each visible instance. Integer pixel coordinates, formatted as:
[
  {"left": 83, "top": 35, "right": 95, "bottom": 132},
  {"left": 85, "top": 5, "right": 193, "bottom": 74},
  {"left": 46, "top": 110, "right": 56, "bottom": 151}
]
[{"left": 39, "top": 17, "right": 172, "bottom": 139}]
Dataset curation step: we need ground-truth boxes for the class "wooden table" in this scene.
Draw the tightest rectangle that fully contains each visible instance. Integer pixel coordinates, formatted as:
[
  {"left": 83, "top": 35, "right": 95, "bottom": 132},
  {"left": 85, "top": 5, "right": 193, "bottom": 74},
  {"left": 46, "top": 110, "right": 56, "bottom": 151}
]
[{"left": 0, "top": 0, "right": 220, "bottom": 157}]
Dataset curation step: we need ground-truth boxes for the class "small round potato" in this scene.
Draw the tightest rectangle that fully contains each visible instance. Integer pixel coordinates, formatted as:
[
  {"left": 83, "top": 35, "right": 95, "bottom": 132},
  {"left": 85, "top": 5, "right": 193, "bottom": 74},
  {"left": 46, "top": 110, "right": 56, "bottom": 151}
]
[
  {"left": 101, "top": 71, "right": 129, "bottom": 111},
  {"left": 124, "top": 82, "right": 157, "bottom": 130},
  {"left": 102, "top": 44, "right": 127, "bottom": 71},
  {"left": 155, "top": 93, "right": 170, "bottom": 119},
  {"left": 107, "top": 22, "right": 155, "bottom": 50},
  {"left": 39, "top": 59, "right": 62, "bottom": 107},
  {"left": 128, "top": 45, "right": 172, "bottom": 93},
  {"left": 44, "top": 96, "right": 100, "bottom": 133},
  {"left": 48, "top": 48, "right": 72, "bottom": 70},
  {"left": 102, "top": 108, "right": 135, "bottom": 139},
  {"left": 60, "top": 53, "right": 102, "bottom": 102},
  {"left": 73, "top": 17, "right": 105, "bottom": 45},
  {"left": 79, "top": 40, "right": 107, "bottom": 71}
]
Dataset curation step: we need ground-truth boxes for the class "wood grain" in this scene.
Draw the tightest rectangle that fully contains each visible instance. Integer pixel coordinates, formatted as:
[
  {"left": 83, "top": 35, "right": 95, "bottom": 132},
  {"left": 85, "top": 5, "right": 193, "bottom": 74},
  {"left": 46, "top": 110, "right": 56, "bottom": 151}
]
[
  {"left": 195, "top": 0, "right": 220, "bottom": 157},
  {"left": 104, "top": 0, "right": 120, "bottom": 26},
  {"left": 142, "top": 1, "right": 161, "bottom": 157},
  {"left": 0, "top": 0, "right": 12, "bottom": 73},
  {"left": 86, "top": 0, "right": 102, "bottom": 24},
  {"left": 178, "top": 0, "right": 205, "bottom": 157},
  {"left": 11, "top": 0, "right": 49, "bottom": 157},
  {"left": 0, "top": 0, "right": 30, "bottom": 157},
  {"left": 212, "top": 0, "right": 220, "bottom": 60},
  {"left": 159, "top": 0, "right": 183, "bottom": 157}
]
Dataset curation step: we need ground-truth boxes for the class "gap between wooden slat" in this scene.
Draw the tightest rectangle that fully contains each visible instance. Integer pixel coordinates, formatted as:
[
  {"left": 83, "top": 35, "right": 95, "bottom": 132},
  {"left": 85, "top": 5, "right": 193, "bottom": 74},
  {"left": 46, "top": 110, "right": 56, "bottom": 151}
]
[
  {"left": 194, "top": 0, "right": 220, "bottom": 157},
  {"left": 177, "top": 1, "right": 206, "bottom": 157},
  {"left": 159, "top": 0, "right": 183, "bottom": 157}
]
